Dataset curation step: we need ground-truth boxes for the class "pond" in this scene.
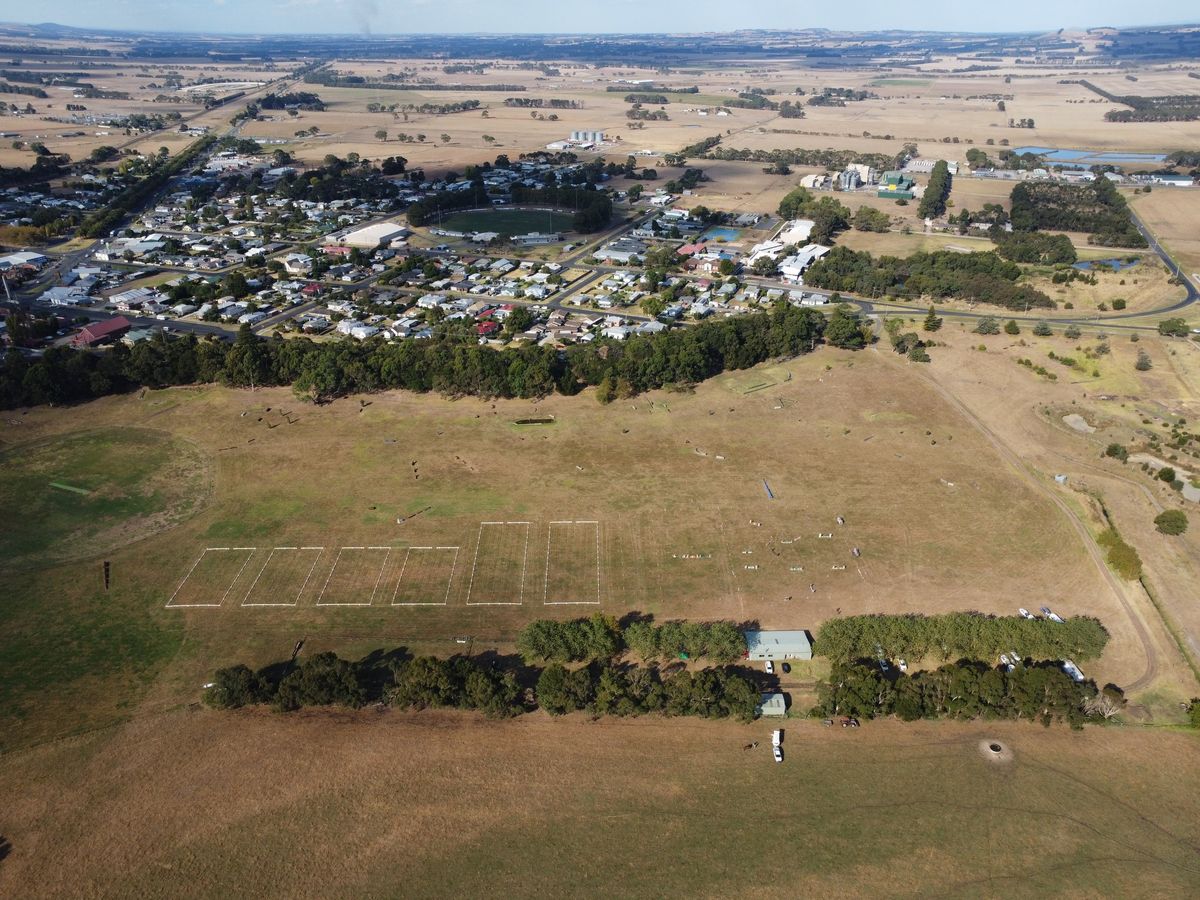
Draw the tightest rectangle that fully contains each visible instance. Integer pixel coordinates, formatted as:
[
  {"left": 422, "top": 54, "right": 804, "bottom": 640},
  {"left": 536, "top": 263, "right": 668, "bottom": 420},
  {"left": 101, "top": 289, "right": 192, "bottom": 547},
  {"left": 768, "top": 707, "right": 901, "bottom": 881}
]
[
  {"left": 1072, "top": 258, "right": 1141, "bottom": 272},
  {"left": 1012, "top": 146, "right": 1167, "bottom": 165}
]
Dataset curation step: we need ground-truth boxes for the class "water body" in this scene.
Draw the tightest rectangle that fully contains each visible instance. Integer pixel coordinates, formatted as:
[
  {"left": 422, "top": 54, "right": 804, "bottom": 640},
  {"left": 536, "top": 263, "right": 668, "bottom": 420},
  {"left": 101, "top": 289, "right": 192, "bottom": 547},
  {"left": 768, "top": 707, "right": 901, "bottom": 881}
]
[
  {"left": 1072, "top": 258, "right": 1141, "bottom": 272},
  {"left": 1013, "top": 146, "right": 1167, "bottom": 165}
]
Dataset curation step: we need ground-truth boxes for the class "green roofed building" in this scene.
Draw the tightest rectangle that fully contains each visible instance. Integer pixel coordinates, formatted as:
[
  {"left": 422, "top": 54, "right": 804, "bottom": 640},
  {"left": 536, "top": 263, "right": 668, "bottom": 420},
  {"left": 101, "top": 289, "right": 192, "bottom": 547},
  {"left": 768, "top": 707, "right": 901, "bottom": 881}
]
[{"left": 878, "top": 170, "right": 915, "bottom": 199}]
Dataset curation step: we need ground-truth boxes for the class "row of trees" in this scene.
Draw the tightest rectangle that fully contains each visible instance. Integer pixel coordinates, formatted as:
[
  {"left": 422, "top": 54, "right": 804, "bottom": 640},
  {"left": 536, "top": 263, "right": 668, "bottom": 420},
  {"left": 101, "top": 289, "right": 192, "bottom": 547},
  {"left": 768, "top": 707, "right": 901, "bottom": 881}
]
[
  {"left": 515, "top": 615, "right": 748, "bottom": 664},
  {"left": 814, "top": 661, "right": 1111, "bottom": 727},
  {"left": 78, "top": 134, "right": 217, "bottom": 237},
  {"left": 1, "top": 302, "right": 829, "bottom": 409},
  {"left": 696, "top": 145, "right": 902, "bottom": 173},
  {"left": 814, "top": 613, "right": 1110, "bottom": 663},
  {"left": 803, "top": 246, "right": 1055, "bottom": 310},
  {"left": 917, "top": 159, "right": 951, "bottom": 219},
  {"left": 204, "top": 652, "right": 759, "bottom": 722},
  {"left": 537, "top": 663, "right": 758, "bottom": 720}
]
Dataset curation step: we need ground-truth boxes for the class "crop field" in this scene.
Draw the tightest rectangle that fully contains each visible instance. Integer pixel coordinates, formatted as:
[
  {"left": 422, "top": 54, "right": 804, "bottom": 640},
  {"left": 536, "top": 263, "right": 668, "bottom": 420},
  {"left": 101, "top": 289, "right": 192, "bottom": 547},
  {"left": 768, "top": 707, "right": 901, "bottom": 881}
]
[
  {"left": 1, "top": 709, "right": 1198, "bottom": 898},
  {"left": 2, "top": 348, "right": 1155, "bottom": 750}
]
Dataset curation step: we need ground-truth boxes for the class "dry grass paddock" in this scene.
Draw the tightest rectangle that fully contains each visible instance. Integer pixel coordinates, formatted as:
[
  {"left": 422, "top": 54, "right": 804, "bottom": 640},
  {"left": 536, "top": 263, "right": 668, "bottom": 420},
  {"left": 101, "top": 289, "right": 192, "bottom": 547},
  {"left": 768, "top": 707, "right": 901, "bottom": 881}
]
[
  {"left": 2, "top": 347, "right": 1149, "bottom": 750},
  {"left": 0, "top": 709, "right": 1198, "bottom": 898}
]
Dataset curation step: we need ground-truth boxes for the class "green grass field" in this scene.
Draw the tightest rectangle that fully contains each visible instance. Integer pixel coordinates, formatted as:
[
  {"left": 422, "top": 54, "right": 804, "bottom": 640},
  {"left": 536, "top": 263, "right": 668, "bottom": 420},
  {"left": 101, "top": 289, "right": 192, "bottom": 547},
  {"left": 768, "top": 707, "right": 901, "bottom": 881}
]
[
  {"left": 440, "top": 207, "right": 574, "bottom": 235},
  {"left": 0, "top": 427, "right": 210, "bottom": 570}
]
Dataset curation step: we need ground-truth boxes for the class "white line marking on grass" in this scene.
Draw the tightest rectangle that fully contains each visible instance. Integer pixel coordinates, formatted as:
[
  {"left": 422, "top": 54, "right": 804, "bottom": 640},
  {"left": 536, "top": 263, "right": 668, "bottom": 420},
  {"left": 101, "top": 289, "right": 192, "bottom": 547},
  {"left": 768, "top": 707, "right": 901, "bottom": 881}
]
[
  {"left": 543, "top": 520, "right": 602, "bottom": 605},
  {"left": 241, "top": 548, "right": 280, "bottom": 606},
  {"left": 167, "top": 547, "right": 257, "bottom": 608},
  {"left": 317, "top": 547, "right": 386, "bottom": 606},
  {"left": 316, "top": 547, "right": 344, "bottom": 605},
  {"left": 222, "top": 549, "right": 257, "bottom": 605},
  {"left": 369, "top": 548, "right": 391, "bottom": 604},
  {"left": 391, "top": 546, "right": 459, "bottom": 606},
  {"left": 242, "top": 547, "right": 324, "bottom": 607},
  {"left": 466, "top": 522, "right": 527, "bottom": 605},
  {"left": 296, "top": 547, "right": 325, "bottom": 604},
  {"left": 166, "top": 549, "right": 209, "bottom": 607}
]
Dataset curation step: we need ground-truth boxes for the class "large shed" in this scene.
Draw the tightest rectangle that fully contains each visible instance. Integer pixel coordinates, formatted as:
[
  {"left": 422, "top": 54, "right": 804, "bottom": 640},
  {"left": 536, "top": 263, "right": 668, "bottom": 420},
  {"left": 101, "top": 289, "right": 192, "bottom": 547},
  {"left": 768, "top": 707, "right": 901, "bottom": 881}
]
[
  {"left": 744, "top": 630, "right": 813, "bottom": 661},
  {"left": 341, "top": 222, "right": 409, "bottom": 248}
]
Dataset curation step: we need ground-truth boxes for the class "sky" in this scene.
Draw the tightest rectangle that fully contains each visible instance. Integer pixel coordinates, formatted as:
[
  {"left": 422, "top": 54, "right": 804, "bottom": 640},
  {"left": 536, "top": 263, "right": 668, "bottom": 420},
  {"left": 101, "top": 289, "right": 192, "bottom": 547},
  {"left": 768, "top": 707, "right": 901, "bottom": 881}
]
[{"left": 0, "top": 0, "right": 1196, "bottom": 36}]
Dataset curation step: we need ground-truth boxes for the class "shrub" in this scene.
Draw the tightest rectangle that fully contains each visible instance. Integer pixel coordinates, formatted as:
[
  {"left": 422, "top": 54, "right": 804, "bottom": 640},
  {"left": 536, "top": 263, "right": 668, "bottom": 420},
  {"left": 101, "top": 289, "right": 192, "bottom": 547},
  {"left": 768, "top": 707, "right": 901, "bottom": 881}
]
[
  {"left": 1033, "top": 321, "right": 1052, "bottom": 336},
  {"left": 1004, "top": 319, "right": 1020, "bottom": 335},
  {"left": 1158, "top": 466, "right": 1176, "bottom": 483},
  {"left": 1097, "top": 528, "right": 1142, "bottom": 580},
  {"left": 1105, "top": 443, "right": 1128, "bottom": 461},
  {"left": 1154, "top": 509, "right": 1188, "bottom": 535},
  {"left": 204, "top": 664, "right": 269, "bottom": 709},
  {"left": 1064, "top": 324, "right": 1081, "bottom": 339},
  {"left": 974, "top": 316, "right": 1001, "bottom": 335},
  {"left": 1135, "top": 350, "right": 1152, "bottom": 371}
]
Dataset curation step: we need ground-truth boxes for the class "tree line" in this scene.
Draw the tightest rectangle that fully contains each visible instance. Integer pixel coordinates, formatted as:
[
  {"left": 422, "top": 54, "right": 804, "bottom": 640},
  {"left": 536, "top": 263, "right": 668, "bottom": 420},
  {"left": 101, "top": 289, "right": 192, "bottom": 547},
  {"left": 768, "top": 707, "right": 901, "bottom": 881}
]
[
  {"left": 515, "top": 614, "right": 747, "bottom": 664},
  {"left": 204, "top": 650, "right": 760, "bottom": 722},
  {"left": 0, "top": 302, "right": 828, "bottom": 409},
  {"left": 78, "top": 134, "right": 218, "bottom": 238},
  {"left": 814, "top": 613, "right": 1109, "bottom": 664},
  {"left": 804, "top": 246, "right": 1056, "bottom": 310},
  {"left": 814, "top": 660, "right": 1112, "bottom": 727},
  {"left": 696, "top": 145, "right": 902, "bottom": 172},
  {"left": 917, "top": 159, "right": 951, "bottom": 219}
]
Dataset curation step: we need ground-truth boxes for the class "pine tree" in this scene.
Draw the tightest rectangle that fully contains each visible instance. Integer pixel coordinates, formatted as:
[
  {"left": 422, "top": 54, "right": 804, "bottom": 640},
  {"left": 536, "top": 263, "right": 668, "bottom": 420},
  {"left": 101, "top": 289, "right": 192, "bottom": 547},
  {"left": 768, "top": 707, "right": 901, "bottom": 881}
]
[{"left": 922, "top": 306, "right": 943, "bottom": 332}]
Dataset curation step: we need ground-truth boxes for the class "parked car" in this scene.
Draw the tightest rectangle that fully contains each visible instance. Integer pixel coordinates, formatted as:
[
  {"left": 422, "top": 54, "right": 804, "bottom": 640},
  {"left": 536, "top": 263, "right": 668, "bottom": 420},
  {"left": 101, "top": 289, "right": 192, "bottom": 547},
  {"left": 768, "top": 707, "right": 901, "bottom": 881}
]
[
  {"left": 1018, "top": 607, "right": 1035, "bottom": 619},
  {"left": 764, "top": 660, "right": 774, "bottom": 675},
  {"left": 772, "top": 730, "right": 782, "bottom": 748},
  {"left": 841, "top": 717, "right": 860, "bottom": 728},
  {"left": 897, "top": 659, "right": 908, "bottom": 673},
  {"left": 781, "top": 662, "right": 791, "bottom": 674},
  {"left": 772, "top": 745, "right": 783, "bottom": 763}
]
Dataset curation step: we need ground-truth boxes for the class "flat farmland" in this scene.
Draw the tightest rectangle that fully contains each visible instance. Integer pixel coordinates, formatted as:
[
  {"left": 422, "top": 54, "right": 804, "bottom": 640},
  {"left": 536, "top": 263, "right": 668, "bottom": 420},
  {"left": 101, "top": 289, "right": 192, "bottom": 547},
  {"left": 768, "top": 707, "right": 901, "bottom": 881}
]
[
  {"left": 1, "top": 709, "right": 1198, "bottom": 898},
  {"left": 1, "top": 348, "right": 1140, "bottom": 748},
  {"left": 1132, "top": 187, "right": 1200, "bottom": 280}
]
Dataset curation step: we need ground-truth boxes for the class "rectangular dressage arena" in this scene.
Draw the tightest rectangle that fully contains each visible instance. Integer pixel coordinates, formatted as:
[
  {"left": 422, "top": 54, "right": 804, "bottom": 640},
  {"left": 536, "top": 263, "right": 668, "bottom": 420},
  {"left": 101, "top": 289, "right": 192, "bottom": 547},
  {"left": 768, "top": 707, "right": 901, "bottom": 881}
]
[
  {"left": 389, "top": 546, "right": 460, "bottom": 606},
  {"left": 544, "top": 521, "right": 601, "bottom": 605},
  {"left": 167, "top": 547, "right": 256, "bottom": 608},
  {"left": 242, "top": 547, "right": 325, "bottom": 607},
  {"left": 466, "top": 522, "right": 531, "bottom": 606}
]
